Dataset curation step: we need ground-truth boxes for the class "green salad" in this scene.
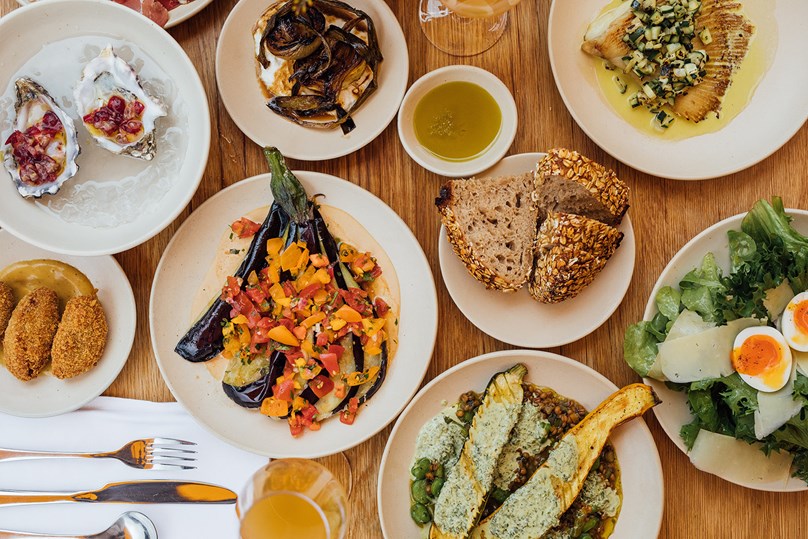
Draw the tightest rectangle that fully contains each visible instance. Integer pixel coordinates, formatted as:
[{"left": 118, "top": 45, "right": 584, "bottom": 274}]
[{"left": 624, "top": 197, "right": 808, "bottom": 483}]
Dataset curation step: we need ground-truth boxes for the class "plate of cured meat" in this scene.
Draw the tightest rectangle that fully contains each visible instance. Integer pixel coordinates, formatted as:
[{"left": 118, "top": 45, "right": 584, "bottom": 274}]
[{"left": 16, "top": 0, "right": 214, "bottom": 28}]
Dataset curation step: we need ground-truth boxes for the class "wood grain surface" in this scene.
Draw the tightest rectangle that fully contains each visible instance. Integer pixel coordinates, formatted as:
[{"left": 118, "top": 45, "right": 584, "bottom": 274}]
[{"left": 2, "top": 0, "right": 807, "bottom": 537}]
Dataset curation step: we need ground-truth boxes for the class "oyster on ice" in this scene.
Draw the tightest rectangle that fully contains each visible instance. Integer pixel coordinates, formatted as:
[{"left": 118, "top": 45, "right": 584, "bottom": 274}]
[
  {"left": 2, "top": 78, "right": 80, "bottom": 198},
  {"left": 74, "top": 45, "right": 167, "bottom": 160}
]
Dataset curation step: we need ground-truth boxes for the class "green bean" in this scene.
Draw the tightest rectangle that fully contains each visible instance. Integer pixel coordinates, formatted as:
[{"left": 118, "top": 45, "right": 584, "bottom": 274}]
[
  {"left": 582, "top": 516, "right": 599, "bottom": 532},
  {"left": 436, "top": 463, "right": 445, "bottom": 478},
  {"left": 411, "top": 461, "right": 429, "bottom": 479},
  {"left": 578, "top": 534, "right": 593, "bottom": 539},
  {"left": 410, "top": 503, "right": 431, "bottom": 525},
  {"left": 491, "top": 487, "right": 510, "bottom": 503},
  {"left": 411, "top": 479, "right": 431, "bottom": 504},
  {"left": 431, "top": 477, "right": 444, "bottom": 496}
]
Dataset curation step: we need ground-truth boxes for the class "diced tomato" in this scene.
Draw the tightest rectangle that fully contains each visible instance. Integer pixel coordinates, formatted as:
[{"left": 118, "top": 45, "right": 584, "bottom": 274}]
[
  {"left": 339, "top": 397, "right": 359, "bottom": 425},
  {"left": 288, "top": 414, "right": 304, "bottom": 437},
  {"left": 221, "top": 276, "right": 241, "bottom": 301},
  {"left": 274, "top": 379, "right": 294, "bottom": 402},
  {"left": 298, "top": 283, "right": 322, "bottom": 301},
  {"left": 374, "top": 297, "right": 390, "bottom": 317},
  {"left": 300, "top": 404, "right": 318, "bottom": 424},
  {"left": 309, "top": 375, "right": 335, "bottom": 399},
  {"left": 282, "top": 281, "right": 297, "bottom": 297},
  {"left": 292, "top": 325, "right": 307, "bottom": 341},
  {"left": 230, "top": 217, "right": 261, "bottom": 239},
  {"left": 369, "top": 265, "right": 383, "bottom": 279},
  {"left": 316, "top": 332, "right": 330, "bottom": 348},
  {"left": 328, "top": 344, "right": 345, "bottom": 357},
  {"left": 318, "top": 352, "right": 339, "bottom": 376},
  {"left": 245, "top": 286, "right": 267, "bottom": 306}
]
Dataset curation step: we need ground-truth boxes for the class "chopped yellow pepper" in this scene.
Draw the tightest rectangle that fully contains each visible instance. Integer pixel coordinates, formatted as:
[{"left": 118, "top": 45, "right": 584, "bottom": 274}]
[
  {"left": 267, "top": 325, "right": 300, "bottom": 347},
  {"left": 261, "top": 398, "right": 289, "bottom": 417},
  {"left": 334, "top": 305, "right": 362, "bottom": 323}
]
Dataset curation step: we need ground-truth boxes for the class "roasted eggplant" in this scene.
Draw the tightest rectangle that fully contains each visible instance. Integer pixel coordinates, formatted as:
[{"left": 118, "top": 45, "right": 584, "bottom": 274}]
[
  {"left": 177, "top": 146, "right": 392, "bottom": 435},
  {"left": 254, "top": 0, "right": 383, "bottom": 134}
]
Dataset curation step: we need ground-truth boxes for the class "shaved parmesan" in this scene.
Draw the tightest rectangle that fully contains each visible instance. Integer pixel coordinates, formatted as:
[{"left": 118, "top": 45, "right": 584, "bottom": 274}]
[
  {"left": 690, "top": 430, "right": 793, "bottom": 485},
  {"left": 755, "top": 363, "right": 802, "bottom": 440},
  {"left": 666, "top": 309, "right": 716, "bottom": 341},
  {"left": 763, "top": 280, "right": 794, "bottom": 321},
  {"left": 658, "top": 318, "right": 764, "bottom": 383}
]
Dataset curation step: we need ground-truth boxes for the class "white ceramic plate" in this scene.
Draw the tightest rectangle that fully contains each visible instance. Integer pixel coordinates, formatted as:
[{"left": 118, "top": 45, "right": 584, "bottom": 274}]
[
  {"left": 548, "top": 0, "right": 808, "bottom": 180},
  {"left": 378, "top": 350, "right": 664, "bottom": 538},
  {"left": 15, "top": 0, "right": 214, "bottom": 27},
  {"left": 150, "top": 171, "right": 438, "bottom": 458},
  {"left": 438, "top": 153, "right": 636, "bottom": 348},
  {"left": 642, "top": 209, "right": 808, "bottom": 491},
  {"left": 397, "top": 65, "right": 518, "bottom": 178},
  {"left": 216, "top": 0, "right": 409, "bottom": 161},
  {"left": 0, "top": 230, "right": 136, "bottom": 418},
  {"left": 0, "top": 0, "right": 210, "bottom": 256}
]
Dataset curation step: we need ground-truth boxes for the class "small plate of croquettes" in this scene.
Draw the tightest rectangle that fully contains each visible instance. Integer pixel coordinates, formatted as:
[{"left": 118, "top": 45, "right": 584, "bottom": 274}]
[{"left": 0, "top": 231, "right": 136, "bottom": 417}]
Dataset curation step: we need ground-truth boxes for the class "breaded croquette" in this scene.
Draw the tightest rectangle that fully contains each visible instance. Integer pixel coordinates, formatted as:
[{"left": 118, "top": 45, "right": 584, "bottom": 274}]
[
  {"left": 51, "top": 295, "right": 108, "bottom": 379},
  {"left": 2, "top": 287, "right": 59, "bottom": 381},
  {"left": 0, "top": 282, "right": 13, "bottom": 338}
]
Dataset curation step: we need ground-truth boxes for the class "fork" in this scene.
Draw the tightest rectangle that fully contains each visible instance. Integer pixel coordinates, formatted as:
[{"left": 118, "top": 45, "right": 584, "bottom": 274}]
[{"left": 0, "top": 438, "right": 197, "bottom": 471}]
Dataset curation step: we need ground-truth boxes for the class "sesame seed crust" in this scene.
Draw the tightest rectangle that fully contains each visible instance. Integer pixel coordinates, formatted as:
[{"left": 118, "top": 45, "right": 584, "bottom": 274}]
[
  {"left": 536, "top": 148, "right": 630, "bottom": 225},
  {"left": 529, "top": 212, "right": 624, "bottom": 304}
]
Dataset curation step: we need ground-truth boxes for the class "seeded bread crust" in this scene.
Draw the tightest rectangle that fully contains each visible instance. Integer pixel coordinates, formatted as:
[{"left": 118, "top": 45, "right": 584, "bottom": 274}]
[
  {"left": 529, "top": 212, "right": 624, "bottom": 304},
  {"left": 536, "top": 148, "right": 630, "bottom": 226},
  {"left": 436, "top": 174, "right": 537, "bottom": 292}
]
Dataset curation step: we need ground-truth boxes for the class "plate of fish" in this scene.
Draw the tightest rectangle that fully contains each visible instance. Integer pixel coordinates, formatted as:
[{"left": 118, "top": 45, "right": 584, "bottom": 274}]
[
  {"left": 377, "top": 350, "right": 664, "bottom": 539},
  {"left": 0, "top": 230, "right": 137, "bottom": 418},
  {"left": 150, "top": 148, "right": 438, "bottom": 457},
  {"left": 549, "top": 0, "right": 808, "bottom": 180},
  {"left": 436, "top": 150, "right": 635, "bottom": 348},
  {"left": 15, "top": 0, "right": 213, "bottom": 28},
  {"left": 216, "top": 0, "right": 409, "bottom": 161},
  {"left": 0, "top": 0, "right": 210, "bottom": 255}
]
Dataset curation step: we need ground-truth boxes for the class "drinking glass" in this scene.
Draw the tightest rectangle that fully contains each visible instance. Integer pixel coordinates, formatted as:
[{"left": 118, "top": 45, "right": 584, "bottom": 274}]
[
  {"left": 238, "top": 456, "right": 351, "bottom": 539},
  {"left": 419, "top": 0, "right": 523, "bottom": 56}
]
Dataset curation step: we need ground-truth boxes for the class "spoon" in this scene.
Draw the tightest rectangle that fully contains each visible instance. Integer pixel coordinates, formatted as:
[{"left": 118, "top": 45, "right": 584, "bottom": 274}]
[{"left": 0, "top": 511, "right": 157, "bottom": 539}]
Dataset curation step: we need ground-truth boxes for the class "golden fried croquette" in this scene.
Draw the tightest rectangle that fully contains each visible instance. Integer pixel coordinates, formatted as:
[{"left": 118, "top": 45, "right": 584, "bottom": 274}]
[
  {"left": 0, "top": 282, "right": 13, "bottom": 338},
  {"left": 2, "top": 287, "right": 59, "bottom": 381},
  {"left": 51, "top": 295, "right": 108, "bottom": 379}
]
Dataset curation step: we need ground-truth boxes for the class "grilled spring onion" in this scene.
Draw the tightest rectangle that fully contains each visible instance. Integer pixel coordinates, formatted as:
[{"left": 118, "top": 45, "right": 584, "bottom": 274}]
[
  {"left": 256, "top": 0, "right": 383, "bottom": 134},
  {"left": 617, "top": 0, "right": 711, "bottom": 118}
]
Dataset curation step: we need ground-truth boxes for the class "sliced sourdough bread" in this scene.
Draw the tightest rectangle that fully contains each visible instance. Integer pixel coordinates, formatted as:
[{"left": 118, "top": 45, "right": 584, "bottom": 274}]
[
  {"left": 535, "top": 148, "right": 629, "bottom": 226},
  {"left": 436, "top": 173, "right": 538, "bottom": 292},
  {"left": 529, "top": 211, "right": 623, "bottom": 304}
]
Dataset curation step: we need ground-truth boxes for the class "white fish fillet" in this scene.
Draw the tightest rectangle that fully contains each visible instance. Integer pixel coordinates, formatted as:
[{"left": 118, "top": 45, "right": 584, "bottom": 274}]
[{"left": 582, "top": 0, "right": 755, "bottom": 122}]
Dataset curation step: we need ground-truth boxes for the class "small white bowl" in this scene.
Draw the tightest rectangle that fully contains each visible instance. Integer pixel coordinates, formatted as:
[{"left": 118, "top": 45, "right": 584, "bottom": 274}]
[{"left": 397, "top": 65, "right": 517, "bottom": 178}]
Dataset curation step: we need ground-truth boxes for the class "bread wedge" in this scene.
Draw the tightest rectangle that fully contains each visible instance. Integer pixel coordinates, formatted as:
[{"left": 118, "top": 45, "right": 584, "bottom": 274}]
[
  {"left": 471, "top": 384, "right": 659, "bottom": 539},
  {"left": 436, "top": 173, "right": 538, "bottom": 292},
  {"left": 529, "top": 212, "right": 623, "bottom": 304},
  {"left": 535, "top": 148, "right": 629, "bottom": 226}
]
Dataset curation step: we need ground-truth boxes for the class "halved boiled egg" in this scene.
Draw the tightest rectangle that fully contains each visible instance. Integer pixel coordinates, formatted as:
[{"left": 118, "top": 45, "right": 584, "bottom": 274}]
[
  {"left": 731, "top": 326, "right": 792, "bottom": 393},
  {"left": 781, "top": 291, "right": 808, "bottom": 352}
]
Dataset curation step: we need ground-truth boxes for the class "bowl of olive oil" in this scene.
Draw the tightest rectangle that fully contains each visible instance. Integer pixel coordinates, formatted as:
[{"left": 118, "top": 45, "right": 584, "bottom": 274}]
[{"left": 398, "top": 65, "right": 517, "bottom": 177}]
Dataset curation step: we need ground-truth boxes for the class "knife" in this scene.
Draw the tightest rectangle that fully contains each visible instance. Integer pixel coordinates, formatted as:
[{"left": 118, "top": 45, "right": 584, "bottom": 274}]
[{"left": 0, "top": 480, "right": 237, "bottom": 506}]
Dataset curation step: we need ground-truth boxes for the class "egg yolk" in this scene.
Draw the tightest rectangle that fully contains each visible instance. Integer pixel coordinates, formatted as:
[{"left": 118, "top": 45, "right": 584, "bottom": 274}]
[
  {"left": 732, "top": 334, "right": 784, "bottom": 381},
  {"left": 792, "top": 300, "right": 808, "bottom": 336}
]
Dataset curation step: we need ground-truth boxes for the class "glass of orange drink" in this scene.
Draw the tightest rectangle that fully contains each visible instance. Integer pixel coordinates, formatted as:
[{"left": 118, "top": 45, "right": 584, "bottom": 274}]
[
  {"left": 238, "top": 458, "right": 350, "bottom": 539},
  {"left": 419, "top": 0, "right": 523, "bottom": 56}
]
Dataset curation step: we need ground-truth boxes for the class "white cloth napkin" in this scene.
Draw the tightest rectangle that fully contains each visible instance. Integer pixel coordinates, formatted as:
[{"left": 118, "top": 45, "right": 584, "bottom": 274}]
[{"left": 0, "top": 397, "right": 268, "bottom": 537}]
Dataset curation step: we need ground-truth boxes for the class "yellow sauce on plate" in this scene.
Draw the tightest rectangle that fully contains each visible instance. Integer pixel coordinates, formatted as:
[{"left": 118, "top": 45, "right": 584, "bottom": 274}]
[
  {"left": 413, "top": 81, "right": 502, "bottom": 161},
  {"left": 592, "top": 0, "right": 777, "bottom": 139}
]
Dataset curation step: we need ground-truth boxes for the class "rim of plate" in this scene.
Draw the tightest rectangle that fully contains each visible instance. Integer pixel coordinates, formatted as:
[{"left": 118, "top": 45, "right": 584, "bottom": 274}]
[
  {"left": 547, "top": 0, "right": 808, "bottom": 180},
  {"left": 14, "top": 0, "right": 214, "bottom": 27},
  {"left": 150, "top": 171, "right": 438, "bottom": 458},
  {"left": 438, "top": 153, "right": 636, "bottom": 348},
  {"left": 215, "top": 0, "right": 409, "bottom": 161},
  {"left": 0, "top": 230, "right": 137, "bottom": 418},
  {"left": 166, "top": 0, "right": 214, "bottom": 27},
  {"left": 0, "top": 0, "right": 211, "bottom": 256},
  {"left": 641, "top": 208, "right": 808, "bottom": 491},
  {"left": 397, "top": 65, "right": 518, "bottom": 178},
  {"left": 377, "top": 349, "right": 665, "bottom": 538}
]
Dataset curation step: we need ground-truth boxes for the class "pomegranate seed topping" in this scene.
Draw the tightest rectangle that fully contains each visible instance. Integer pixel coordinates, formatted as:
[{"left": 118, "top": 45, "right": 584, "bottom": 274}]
[
  {"left": 132, "top": 100, "right": 145, "bottom": 116},
  {"left": 108, "top": 95, "right": 126, "bottom": 115}
]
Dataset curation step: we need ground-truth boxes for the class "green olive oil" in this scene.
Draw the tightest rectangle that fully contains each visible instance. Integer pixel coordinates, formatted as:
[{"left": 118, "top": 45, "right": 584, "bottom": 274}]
[{"left": 413, "top": 81, "right": 502, "bottom": 161}]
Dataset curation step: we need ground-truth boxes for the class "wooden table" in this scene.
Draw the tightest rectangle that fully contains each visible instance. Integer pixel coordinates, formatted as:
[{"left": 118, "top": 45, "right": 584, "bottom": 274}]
[{"left": 2, "top": 0, "right": 807, "bottom": 537}]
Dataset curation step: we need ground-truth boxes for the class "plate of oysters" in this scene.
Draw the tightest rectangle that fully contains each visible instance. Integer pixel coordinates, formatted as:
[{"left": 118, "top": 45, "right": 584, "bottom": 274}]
[{"left": 0, "top": 0, "right": 210, "bottom": 256}]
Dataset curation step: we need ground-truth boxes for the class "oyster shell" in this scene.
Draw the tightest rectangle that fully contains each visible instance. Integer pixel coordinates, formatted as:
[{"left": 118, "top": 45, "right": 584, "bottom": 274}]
[
  {"left": 74, "top": 45, "right": 167, "bottom": 160},
  {"left": 2, "top": 78, "right": 80, "bottom": 198}
]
